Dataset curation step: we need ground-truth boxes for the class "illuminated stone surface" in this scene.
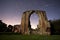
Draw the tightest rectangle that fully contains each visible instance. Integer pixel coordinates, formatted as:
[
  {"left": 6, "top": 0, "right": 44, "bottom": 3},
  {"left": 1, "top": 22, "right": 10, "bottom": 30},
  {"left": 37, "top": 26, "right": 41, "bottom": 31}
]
[{"left": 21, "top": 10, "right": 51, "bottom": 35}]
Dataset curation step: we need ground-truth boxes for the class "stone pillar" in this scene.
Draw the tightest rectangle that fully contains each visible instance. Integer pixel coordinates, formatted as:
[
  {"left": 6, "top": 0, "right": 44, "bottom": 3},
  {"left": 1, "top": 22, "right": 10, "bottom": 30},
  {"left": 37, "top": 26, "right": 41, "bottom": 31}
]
[
  {"left": 37, "top": 11, "right": 51, "bottom": 35},
  {"left": 21, "top": 10, "right": 33, "bottom": 34},
  {"left": 20, "top": 13, "right": 26, "bottom": 34}
]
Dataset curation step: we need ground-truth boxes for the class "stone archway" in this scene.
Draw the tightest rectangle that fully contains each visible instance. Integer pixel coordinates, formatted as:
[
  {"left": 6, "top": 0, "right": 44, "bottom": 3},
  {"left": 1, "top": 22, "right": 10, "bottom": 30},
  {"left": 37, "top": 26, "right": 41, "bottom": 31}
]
[{"left": 21, "top": 10, "right": 51, "bottom": 35}]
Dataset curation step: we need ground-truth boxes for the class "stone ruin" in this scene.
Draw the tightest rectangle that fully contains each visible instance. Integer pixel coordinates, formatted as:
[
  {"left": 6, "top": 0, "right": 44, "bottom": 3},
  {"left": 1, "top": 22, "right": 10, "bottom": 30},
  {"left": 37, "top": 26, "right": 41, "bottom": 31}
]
[
  {"left": 13, "top": 25, "right": 21, "bottom": 33},
  {"left": 20, "top": 10, "right": 51, "bottom": 35}
]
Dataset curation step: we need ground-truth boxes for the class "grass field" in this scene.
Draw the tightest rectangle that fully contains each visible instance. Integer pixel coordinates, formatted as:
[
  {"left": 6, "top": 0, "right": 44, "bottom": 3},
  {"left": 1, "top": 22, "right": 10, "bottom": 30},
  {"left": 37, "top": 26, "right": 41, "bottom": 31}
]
[{"left": 0, "top": 34, "right": 60, "bottom": 40}]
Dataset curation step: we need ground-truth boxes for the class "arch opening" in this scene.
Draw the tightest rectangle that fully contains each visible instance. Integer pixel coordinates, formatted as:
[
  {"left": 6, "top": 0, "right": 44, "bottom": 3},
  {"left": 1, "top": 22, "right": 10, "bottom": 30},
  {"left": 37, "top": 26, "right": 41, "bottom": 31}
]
[{"left": 30, "top": 12, "right": 39, "bottom": 29}]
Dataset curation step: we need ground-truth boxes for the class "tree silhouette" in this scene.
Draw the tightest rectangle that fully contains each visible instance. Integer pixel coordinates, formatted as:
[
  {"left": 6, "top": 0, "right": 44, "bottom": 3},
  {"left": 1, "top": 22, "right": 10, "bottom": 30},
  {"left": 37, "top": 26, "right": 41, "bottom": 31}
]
[
  {"left": 49, "top": 19, "right": 60, "bottom": 35},
  {"left": 49, "top": 21, "right": 55, "bottom": 35},
  {"left": 7, "top": 25, "right": 13, "bottom": 32},
  {"left": 0, "top": 20, "right": 7, "bottom": 32}
]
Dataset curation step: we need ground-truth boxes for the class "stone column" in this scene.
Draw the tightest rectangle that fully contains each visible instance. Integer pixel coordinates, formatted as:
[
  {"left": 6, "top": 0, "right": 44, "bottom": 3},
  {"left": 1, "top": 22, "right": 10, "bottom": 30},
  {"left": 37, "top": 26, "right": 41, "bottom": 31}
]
[
  {"left": 20, "top": 12, "right": 26, "bottom": 34},
  {"left": 37, "top": 11, "right": 51, "bottom": 35},
  {"left": 21, "top": 10, "right": 33, "bottom": 34}
]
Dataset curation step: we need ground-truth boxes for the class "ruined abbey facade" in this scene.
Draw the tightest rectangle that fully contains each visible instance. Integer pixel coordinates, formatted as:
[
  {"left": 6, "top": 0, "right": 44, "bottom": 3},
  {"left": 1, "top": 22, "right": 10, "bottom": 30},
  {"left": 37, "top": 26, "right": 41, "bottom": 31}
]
[{"left": 20, "top": 10, "right": 51, "bottom": 35}]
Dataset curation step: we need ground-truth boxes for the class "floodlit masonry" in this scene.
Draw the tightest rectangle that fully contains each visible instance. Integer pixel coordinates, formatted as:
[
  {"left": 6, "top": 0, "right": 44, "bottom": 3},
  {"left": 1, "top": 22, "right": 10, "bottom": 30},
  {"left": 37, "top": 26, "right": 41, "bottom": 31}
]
[{"left": 20, "top": 10, "right": 51, "bottom": 35}]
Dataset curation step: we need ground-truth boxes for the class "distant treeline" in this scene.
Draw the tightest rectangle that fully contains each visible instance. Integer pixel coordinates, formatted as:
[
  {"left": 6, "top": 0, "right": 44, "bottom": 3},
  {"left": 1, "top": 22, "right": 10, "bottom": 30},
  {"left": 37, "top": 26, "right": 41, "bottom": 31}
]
[
  {"left": 49, "top": 19, "right": 60, "bottom": 35},
  {"left": 0, "top": 19, "right": 60, "bottom": 35},
  {"left": 0, "top": 20, "right": 13, "bottom": 32}
]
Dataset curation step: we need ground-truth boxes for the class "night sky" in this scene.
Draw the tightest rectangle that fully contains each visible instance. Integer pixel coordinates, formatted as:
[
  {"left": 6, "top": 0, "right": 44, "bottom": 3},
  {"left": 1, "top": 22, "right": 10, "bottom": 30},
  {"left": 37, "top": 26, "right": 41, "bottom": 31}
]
[{"left": 0, "top": 0, "right": 60, "bottom": 29}]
